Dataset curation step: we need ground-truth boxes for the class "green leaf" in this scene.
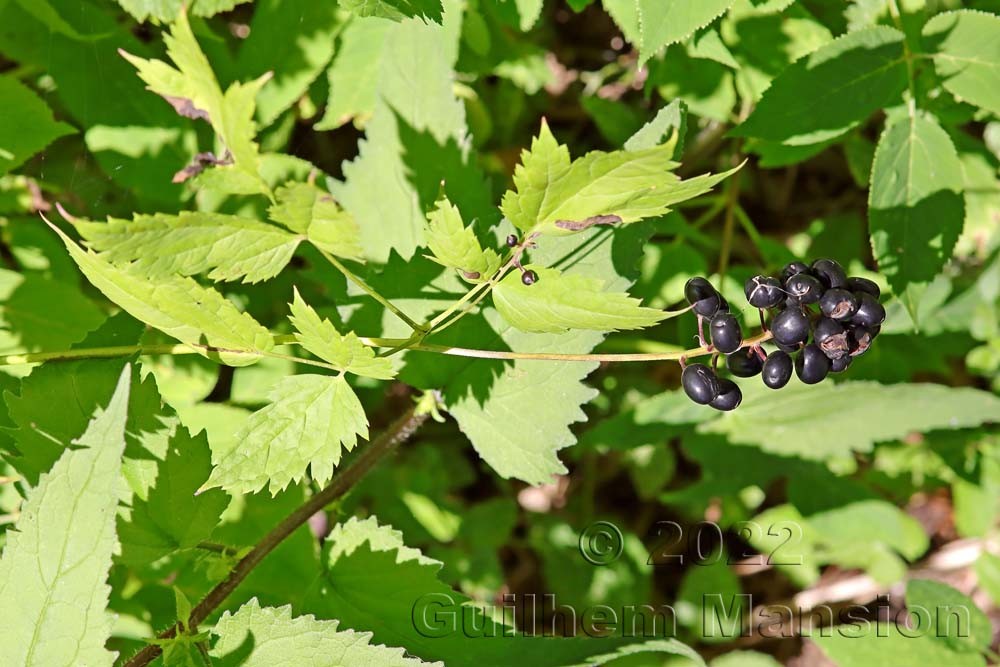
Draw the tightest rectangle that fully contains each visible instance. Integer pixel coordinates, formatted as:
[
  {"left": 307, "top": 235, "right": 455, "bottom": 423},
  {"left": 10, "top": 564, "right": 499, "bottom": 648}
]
[
  {"left": 289, "top": 289, "right": 396, "bottom": 379},
  {"left": 500, "top": 120, "right": 736, "bottom": 235},
  {"left": 975, "top": 552, "right": 1000, "bottom": 606},
  {"left": 424, "top": 197, "right": 501, "bottom": 282},
  {"left": 212, "top": 598, "right": 440, "bottom": 666},
  {"left": 701, "top": 380, "right": 1000, "bottom": 459},
  {"left": 603, "top": 0, "right": 736, "bottom": 66},
  {"left": 269, "top": 182, "right": 364, "bottom": 261},
  {"left": 339, "top": 0, "right": 443, "bottom": 22},
  {"left": 815, "top": 624, "right": 986, "bottom": 667},
  {"left": 235, "top": 0, "right": 342, "bottom": 127},
  {"left": 869, "top": 113, "right": 965, "bottom": 322},
  {"left": 924, "top": 10, "right": 1000, "bottom": 118},
  {"left": 75, "top": 211, "right": 301, "bottom": 284},
  {"left": 514, "top": 0, "right": 544, "bottom": 31},
  {"left": 332, "top": 4, "right": 477, "bottom": 262},
  {"left": 205, "top": 374, "right": 369, "bottom": 495},
  {"left": 493, "top": 266, "right": 665, "bottom": 334},
  {"left": 316, "top": 17, "right": 392, "bottom": 130},
  {"left": 0, "top": 75, "right": 74, "bottom": 175},
  {"left": 117, "top": 426, "right": 230, "bottom": 566},
  {"left": 0, "top": 366, "right": 130, "bottom": 667},
  {"left": 119, "top": 9, "right": 269, "bottom": 194},
  {"left": 624, "top": 98, "right": 687, "bottom": 155},
  {"left": 906, "top": 579, "right": 991, "bottom": 654},
  {"left": 115, "top": 0, "right": 251, "bottom": 22},
  {"left": 49, "top": 221, "right": 274, "bottom": 366},
  {"left": 734, "top": 26, "right": 908, "bottom": 145}
]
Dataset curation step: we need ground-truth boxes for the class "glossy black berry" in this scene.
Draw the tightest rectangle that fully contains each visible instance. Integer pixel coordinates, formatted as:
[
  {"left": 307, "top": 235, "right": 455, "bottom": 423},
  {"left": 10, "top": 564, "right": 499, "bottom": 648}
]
[
  {"left": 727, "top": 347, "right": 764, "bottom": 377},
  {"left": 682, "top": 363, "right": 721, "bottom": 405},
  {"left": 506, "top": 234, "right": 519, "bottom": 247},
  {"left": 521, "top": 269, "right": 538, "bottom": 285},
  {"left": 771, "top": 306, "right": 811, "bottom": 347},
  {"left": 744, "top": 275, "right": 784, "bottom": 309},
  {"left": 848, "top": 325, "right": 877, "bottom": 357},
  {"left": 709, "top": 311, "right": 743, "bottom": 354},
  {"left": 819, "top": 288, "right": 858, "bottom": 321},
  {"left": 814, "top": 317, "right": 849, "bottom": 360},
  {"left": 685, "top": 277, "right": 723, "bottom": 317},
  {"left": 781, "top": 261, "right": 810, "bottom": 283},
  {"left": 795, "top": 344, "right": 831, "bottom": 384},
  {"left": 830, "top": 355, "right": 852, "bottom": 373},
  {"left": 784, "top": 273, "right": 824, "bottom": 305},
  {"left": 773, "top": 340, "right": 801, "bottom": 354},
  {"left": 709, "top": 378, "right": 742, "bottom": 411},
  {"left": 851, "top": 292, "right": 886, "bottom": 328},
  {"left": 847, "top": 276, "right": 880, "bottom": 299},
  {"left": 762, "top": 351, "right": 793, "bottom": 389},
  {"left": 811, "top": 258, "right": 847, "bottom": 289}
]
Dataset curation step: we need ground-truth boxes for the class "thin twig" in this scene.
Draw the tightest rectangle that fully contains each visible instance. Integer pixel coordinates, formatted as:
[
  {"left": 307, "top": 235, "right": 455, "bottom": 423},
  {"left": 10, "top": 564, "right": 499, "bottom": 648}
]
[
  {"left": 123, "top": 405, "right": 428, "bottom": 667},
  {"left": 317, "top": 247, "right": 425, "bottom": 332}
]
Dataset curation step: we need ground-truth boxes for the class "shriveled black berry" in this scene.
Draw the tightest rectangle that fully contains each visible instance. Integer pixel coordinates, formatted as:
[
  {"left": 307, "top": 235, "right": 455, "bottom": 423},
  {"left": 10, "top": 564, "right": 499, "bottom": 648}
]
[
  {"left": 781, "top": 261, "right": 810, "bottom": 282},
  {"left": 682, "top": 363, "right": 721, "bottom": 405},
  {"left": 762, "top": 351, "right": 793, "bottom": 389},
  {"left": 506, "top": 234, "right": 519, "bottom": 247},
  {"left": 685, "top": 277, "right": 723, "bottom": 317},
  {"left": 819, "top": 288, "right": 858, "bottom": 321},
  {"left": 831, "top": 355, "right": 852, "bottom": 373},
  {"left": 784, "top": 273, "right": 824, "bottom": 304},
  {"left": 727, "top": 347, "right": 764, "bottom": 377},
  {"left": 814, "top": 317, "right": 849, "bottom": 360},
  {"left": 851, "top": 292, "right": 886, "bottom": 328},
  {"left": 847, "top": 276, "right": 880, "bottom": 299},
  {"left": 744, "top": 275, "right": 784, "bottom": 309},
  {"left": 709, "top": 311, "right": 743, "bottom": 354},
  {"left": 771, "top": 306, "right": 811, "bottom": 347},
  {"left": 521, "top": 269, "right": 538, "bottom": 285},
  {"left": 709, "top": 378, "right": 742, "bottom": 411},
  {"left": 848, "top": 325, "right": 876, "bottom": 357},
  {"left": 811, "top": 258, "right": 847, "bottom": 289},
  {"left": 795, "top": 344, "right": 831, "bottom": 384}
]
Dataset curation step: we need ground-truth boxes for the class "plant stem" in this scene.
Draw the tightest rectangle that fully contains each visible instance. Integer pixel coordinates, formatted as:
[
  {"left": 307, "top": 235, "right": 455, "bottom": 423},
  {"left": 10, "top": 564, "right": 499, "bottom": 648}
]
[
  {"left": 425, "top": 253, "right": 519, "bottom": 333},
  {"left": 317, "top": 247, "right": 425, "bottom": 332},
  {"left": 123, "top": 404, "right": 428, "bottom": 667},
  {"left": 887, "top": 0, "right": 917, "bottom": 117},
  {"left": 717, "top": 169, "right": 742, "bottom": 278}
]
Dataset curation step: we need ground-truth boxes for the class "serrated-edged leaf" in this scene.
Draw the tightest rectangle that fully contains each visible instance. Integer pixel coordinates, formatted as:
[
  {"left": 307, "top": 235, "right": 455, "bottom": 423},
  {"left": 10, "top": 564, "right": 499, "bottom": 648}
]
[
  {"left": 115, "top": 0, "right": 251, "bottom": 22},
  {"left": 425, "top": 197, "right": 501, "bottom": 282},
  {"left": 0, "top": 367, "right": 130, "bottom": 667},
  {"left": 269, "top": 182, "right": 364, "bottom": 260},
  {"left": 118, "top": 426, "right": 230, "bottom": 566},
  {"left": 339, "top": 0, "right": 443, "bottom": 22},
  {"left": 212, "top": 598, "right": 439, "bottom": 666},
  {"left": 316, "top": 17, "right": 392, "bottom": 130},
  {"left": 119, "top": 9, "right": 268, "bottom": 194},
  {"left": 493, "top": 266, "right": 665, "bottom": 334},
  {"left": 625, "top": 98, "right": 687, "bottom": 154},
  {"left": 0, "top": 75, "right": 74, "bottom": 175},
  {"left": 307, "top": 516, "right": 703, "bottom": 665},
  {"left": 289, "top": 289, "right": 395, "bottom": 379},
  {"left": 906, "top": 579, "right": 992, "bottom": 654},
  {"left": 924, "top": 10, "right": 1000, "bottom": 118},
  {"left": 734, "top": 26, "right": 907, "bottom": 145},
  {"left": 869, "top": 113, "right": 964, "bottom": 323},
  {"left": 701, "top": 380, "right": 1000, "bottom": 459},
  {"left": 815, "top": 624, "right": 986, "bottom": 667},
  {"left": 604, "top": 0, "right": 736, "bottom": 67},
  {"left": 75, "top": 211, "right": 300, "bottom": 283},
  {"left": 206, "top": 374, "right": 368, "bottom": 494},
  {"left": 50, "top": 222, "right": 273, "bottom": 366},
  {"left": 502, "top": 122, "right": 737, "bottom": 235}
]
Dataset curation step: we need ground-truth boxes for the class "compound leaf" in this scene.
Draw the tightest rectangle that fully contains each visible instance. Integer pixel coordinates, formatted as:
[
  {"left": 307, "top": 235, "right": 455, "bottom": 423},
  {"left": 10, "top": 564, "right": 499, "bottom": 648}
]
[
  {"left": 269, "top": 182, "right": 364, "bottom": 261},
  {"left": 604, "top": 0, "right": 736, "bottom": 66},
  {"left": 289, "top": 289, "right": 396, "bottom": 380},
  {"left": 115, "top": 0, "right": 251, "bottom": 22},
  {"left": 424, "top": 197, "right": 501, "bottom": 282},
  {"left": 205, "top": 374, "right": 368, "bottom": 495},
  {"left": 493, "top": 266, "right": 665, "bottom": 334},
  {"left": 0, "top": 367, "right": 131, "bottom": 667},
  {"left": 734, "top": 26, "right": 908, "bottom": 146},
  {"left": 50, "top": 222, "right": 274, "bottom": 366},
  {"left": 316, "top": 17, "right": 393, "bottom": 130},
  {"left": 75, "top": 211, "right": 300, "bottom": 284},
  {"left": 869, "top": 113, "right": 964, "bottom": 322},
  {"left": 338, "top": 0, "right": 443, "bottom": 23},
  {"left": 924, "top": 10, "right": 1000, "bottom": 118}
]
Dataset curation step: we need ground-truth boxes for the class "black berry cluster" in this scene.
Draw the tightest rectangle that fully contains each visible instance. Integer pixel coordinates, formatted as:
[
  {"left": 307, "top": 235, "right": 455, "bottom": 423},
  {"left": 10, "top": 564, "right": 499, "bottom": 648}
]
[{"left": 681, "top": 259, "right": 885, "bottom": 411}]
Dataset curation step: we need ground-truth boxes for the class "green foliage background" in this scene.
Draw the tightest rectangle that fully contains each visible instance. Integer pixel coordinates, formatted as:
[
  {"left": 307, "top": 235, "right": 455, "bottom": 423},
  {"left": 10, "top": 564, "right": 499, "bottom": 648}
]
[{"left": 1, "top": 1, "right": 999, "bottom": 665}]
